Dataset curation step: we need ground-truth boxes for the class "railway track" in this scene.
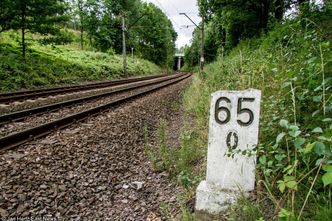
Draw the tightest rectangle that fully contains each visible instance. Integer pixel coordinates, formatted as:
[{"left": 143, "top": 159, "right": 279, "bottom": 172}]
[
  {"left": 0, "top": 74, "right": 166, "bottom": 104},
  {"left": 0, "top": 73, "right": 191, "bottom": 151}
]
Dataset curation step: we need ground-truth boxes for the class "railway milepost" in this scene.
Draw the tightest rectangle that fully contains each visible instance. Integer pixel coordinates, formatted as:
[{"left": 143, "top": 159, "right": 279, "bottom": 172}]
[{"left": 195, "top": 89, "right": 261, "bottom": 219}]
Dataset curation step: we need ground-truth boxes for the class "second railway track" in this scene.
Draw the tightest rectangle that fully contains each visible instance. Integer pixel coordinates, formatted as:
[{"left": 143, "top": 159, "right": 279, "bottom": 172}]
[
  {"left": 0, "top": 73, "right": 191, "bottom": 151},
  {"left": 0, "top": 74, "right": 166, "bottom": 104}
]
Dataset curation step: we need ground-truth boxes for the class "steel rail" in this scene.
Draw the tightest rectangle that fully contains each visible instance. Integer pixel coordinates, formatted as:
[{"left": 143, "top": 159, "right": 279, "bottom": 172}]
[
  {"left": 0, "top": 74, "right": 166, "bottom": 103},
  {"left": 0, "top": 74, "right": 183, "bottom": 124},
  {"left": 0, "top": 74, "right": 191, "bottom": 151}
]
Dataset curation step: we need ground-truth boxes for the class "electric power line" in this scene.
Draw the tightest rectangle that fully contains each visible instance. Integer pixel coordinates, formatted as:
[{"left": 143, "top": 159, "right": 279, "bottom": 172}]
[
  {"left": 154, "top": 0, "right": 181, "bottom": 29},
  {"left": 166, "top": 0, "right": 180, "bottom": 14}
]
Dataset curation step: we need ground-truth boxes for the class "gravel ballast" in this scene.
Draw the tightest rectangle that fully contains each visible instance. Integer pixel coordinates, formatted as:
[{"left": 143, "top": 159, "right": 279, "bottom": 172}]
[{"left": 0, "top": 76, "right": 192, "bottom": 220}]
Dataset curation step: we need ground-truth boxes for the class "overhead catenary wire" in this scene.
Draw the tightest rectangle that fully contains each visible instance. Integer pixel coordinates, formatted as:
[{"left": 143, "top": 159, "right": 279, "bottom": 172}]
[
  {"left": 166, "top": 0, "right": 180, "bottom": 14},
  {"left": 153, "top": 0, "right": 181, "bottom": 30}
]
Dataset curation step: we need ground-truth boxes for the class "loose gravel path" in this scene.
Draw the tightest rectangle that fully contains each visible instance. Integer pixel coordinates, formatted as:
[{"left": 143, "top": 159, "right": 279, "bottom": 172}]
[{"left": 0, "top": 76, "right": 192, "bottom": 220}]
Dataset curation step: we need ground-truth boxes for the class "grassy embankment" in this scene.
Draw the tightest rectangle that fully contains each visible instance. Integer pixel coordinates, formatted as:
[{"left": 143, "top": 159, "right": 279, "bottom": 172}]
[
  {"left": 0, "top": 30, "right": 161, "bottom": 92},
  {"left": 148, "top": 14, "right": 332, "bottom": 220}
]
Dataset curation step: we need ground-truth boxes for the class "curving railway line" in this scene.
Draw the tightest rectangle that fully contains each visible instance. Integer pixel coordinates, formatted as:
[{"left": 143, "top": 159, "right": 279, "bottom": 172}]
[
  {"left": 0, "top": 73, "right": 191, "bottom": 151},
  {"left": 0, "top": 74, "right": 167, "bottom": 104}
]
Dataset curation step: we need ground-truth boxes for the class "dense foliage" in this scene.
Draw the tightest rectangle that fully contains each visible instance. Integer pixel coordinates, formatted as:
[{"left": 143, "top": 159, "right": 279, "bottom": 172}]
[
  {"left": 184, "top": 0, "right": 329, "bottom": 67},
  {"left": 0, "top": 31, "right": 160, "bottom": 91},
  {"left": 0, "top": 0, "right": 69, "bottom": 60},
  {"left": 178, "top": 2, "right": 332, "bottom": 220},
  {"left": 0, "top": 0, "right": 176, "bottom": 71},
  {"left": 65, "top": 0, "right": 176, "bottom": 68}
]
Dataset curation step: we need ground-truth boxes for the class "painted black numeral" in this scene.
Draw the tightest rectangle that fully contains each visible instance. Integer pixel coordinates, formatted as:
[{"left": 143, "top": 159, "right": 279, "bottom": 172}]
[
  {"left": 214, "top": 97, "right": 231, "bottom": 125},
  {"left": 226, "top": 131, "right": 238, "bottom": 150},
  {"left": 215, "top": 97, "right": 255, "bottom": 126},
  {"left": 237, "top": 98, "right": 255, "bottom": 126}
]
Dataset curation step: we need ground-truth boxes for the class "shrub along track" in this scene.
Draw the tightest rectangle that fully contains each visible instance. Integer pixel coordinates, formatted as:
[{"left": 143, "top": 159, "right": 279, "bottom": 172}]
[
  {"left": 0, "top": 73, "right": 190, "bottom": 151},
  {"left": 0, "top": 74, "right": 192, "bottom": 219}
]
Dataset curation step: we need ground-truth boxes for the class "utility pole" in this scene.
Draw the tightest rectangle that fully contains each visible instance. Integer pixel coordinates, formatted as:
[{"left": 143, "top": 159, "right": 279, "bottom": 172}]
[
  {"left": 121, "top": 13, "right": 147, "bottom": 77},
  {"left": 122, "top": 15, "right": 127, "bottom": 77},
  {"left": 200, "top": 16, "right": 205, "bottom": 71},
  {"left": 179, "top": 12, "right": 204, "bottom": 72}
]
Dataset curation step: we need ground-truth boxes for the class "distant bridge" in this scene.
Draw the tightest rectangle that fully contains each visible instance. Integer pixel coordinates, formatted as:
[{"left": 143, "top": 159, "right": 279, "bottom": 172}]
[
  {"left": 175, "top": 53, "right": 184, "bottom": 57},
  {"left": 174, "top": 53, "right": 184, "bottom": 70}
]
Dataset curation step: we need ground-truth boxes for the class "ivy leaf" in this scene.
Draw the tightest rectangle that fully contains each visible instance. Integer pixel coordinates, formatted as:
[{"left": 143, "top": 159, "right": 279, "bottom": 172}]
[
  {"left": 322, "top": 172, "right": 332, "bottom": 187},
  {"left": 316, "top": 158, "right": 325, "bottom": 166},
  {"left": 322, "top": 118, "right": 332, "bottom": 122},
  {"left": 312, "top": 127, "right": 323, "bottom": 133},
  {"left": 289, "top": 125, "right": 299, "bottom": 131},
  {"left": 318, "top": 136, "right": 332, "bottom": 142},
  {"left": 304, "top": 143, "right": 314, "bottom": 154},
  {"left": 322, "top": 41, "right": 330, "bottom": 48},
  {"left": 312, "top": 109, "right": 320, "bottom": 117},
  {"left": 277, "top": 180, "right": 286, "bottom": 193},
  {"left": 276, "top": 132, "right": 286, "bottom": 143},
  {"left": 314, "top": 142, "right": 326, "bottom": 155},
  {"left": 259, "top": 155, "right": 267, "bottom": 165},
  {"left": 294, "top": 137, "right": 305, "bottom": 149},
  {"left": 282, "top": 82, "right": 291, "bottom": 89},
  {"left": 275, "top": 154, "right": 286, "bottom": 162},
  {"left": 286, "top": 180, "right": 298, "bottom": 190},
  {"left": 313, "top": 95, "right": 322, "bottom": 102},
  {"left": 279, "top": 119, "right": 289, "bottom": 128},
  {"left": 322, "top": 165, "right": 332, "bottom": 172},
  {"left": 289, "top": 130, "right": 301, "bottom": 138}
]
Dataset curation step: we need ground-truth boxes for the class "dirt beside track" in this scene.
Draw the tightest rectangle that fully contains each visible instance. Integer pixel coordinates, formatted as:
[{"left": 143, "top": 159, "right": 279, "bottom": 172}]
[{"left": 0, "top": 76, "right": 192, "bottom": 220}]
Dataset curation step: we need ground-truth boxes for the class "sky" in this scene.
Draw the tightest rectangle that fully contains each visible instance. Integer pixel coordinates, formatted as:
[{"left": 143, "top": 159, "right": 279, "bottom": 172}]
[{"left": 143, "top": 0, "right": 200, "bottom": 48}]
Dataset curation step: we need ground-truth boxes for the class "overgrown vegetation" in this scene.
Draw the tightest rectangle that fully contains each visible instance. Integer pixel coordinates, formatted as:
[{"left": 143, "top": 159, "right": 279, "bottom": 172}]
[
  {"left": 0, "top": 0, "right": 177, "bottom": 91},
  {"left": 0, "top": 0, "right": 176, "bottom": 68},
  {"left": 147, "top": 3, "right": 332, "bottom": 221},
  {"left": 0, "top": 31, "right": 161, "bottom": 91}
]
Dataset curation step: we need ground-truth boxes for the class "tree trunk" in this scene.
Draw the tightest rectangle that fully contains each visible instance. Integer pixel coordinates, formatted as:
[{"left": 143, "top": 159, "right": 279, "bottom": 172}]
[
  {"left": 221, "top": 29, "right": 226, "bottom": 57},
  {"left": 275, "top": 0, "right": 284, "bottom": 21},
  {"left": 78, "top": 0, "right": 84, "bottom": 50},
  {"left": 21, "top": 2, "right": 26, "bottom": 63},
  {"left": 80, "top": 25, "right": 83, "bottom": 50},
  {"left": 260, "top": 0, "right": 270, "bottom": 30}
]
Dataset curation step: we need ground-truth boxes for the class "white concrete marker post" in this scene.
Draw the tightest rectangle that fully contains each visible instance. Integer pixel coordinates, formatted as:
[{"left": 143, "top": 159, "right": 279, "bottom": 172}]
[{"left": 196, "top": 89, "right": 261, "bottom": 217}]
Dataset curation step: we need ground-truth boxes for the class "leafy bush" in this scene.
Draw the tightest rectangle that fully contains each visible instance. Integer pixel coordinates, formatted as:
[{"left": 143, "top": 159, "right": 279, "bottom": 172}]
[{"left": 181, "top": 13, "right": 332, "bottom": 220}]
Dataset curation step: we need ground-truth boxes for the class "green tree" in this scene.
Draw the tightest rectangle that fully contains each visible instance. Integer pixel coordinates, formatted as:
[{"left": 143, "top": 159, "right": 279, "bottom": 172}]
[
  {"left": 2, "top": 0, "right": 69, "bottom": 60},
  {"left": 71, "top": 0, "right": 89, "bottom": 50},
  {"left": 0, "top": 0, "right": 16, "bottom": 33},
  {"left": 135, "top": 3, "right": 177, "bottom": 68}
]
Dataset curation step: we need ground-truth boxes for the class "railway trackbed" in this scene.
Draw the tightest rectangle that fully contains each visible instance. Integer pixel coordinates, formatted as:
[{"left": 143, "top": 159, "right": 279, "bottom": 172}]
[
  {"left": 0, "top": 74, "right": 166, "bottom": 104},
  {"left": 0, "top": 73, "right": 191, "bottom": 151}
]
